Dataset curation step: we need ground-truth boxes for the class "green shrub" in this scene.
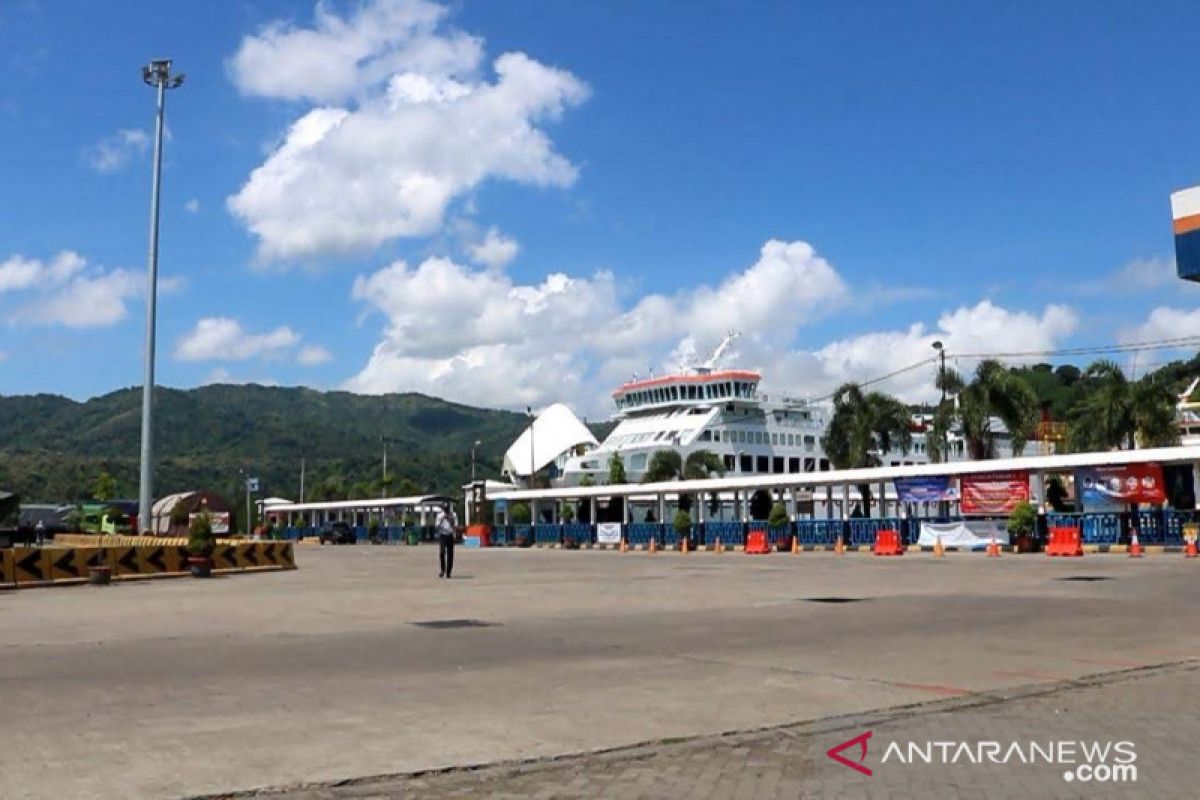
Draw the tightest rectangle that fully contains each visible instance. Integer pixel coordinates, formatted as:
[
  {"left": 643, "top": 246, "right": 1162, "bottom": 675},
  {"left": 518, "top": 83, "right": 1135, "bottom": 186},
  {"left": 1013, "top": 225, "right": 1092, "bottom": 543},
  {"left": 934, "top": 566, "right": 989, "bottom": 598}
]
[
  {"left": 510, "top": 502, "right": 531, "bottom": 525},
  {"left": 768, "top": 502, "right": 789, "bottom": 528},
  {"left": 673, "top": 509, "right": 692, "bottom": 536},
  {"left": 1007, "top": 501, "right": 1037, "bottom": 537},
  {"left": 188, "top": 512, "right": 216, "bottom": 557}
]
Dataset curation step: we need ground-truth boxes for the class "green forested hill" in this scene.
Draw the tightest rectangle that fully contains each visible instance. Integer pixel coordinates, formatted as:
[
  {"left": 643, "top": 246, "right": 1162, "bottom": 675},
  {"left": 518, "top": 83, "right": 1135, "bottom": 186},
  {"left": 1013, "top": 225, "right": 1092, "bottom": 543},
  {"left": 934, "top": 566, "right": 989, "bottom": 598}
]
[{"left": 0, "top": 384, "right": 596, "bottom": 506}]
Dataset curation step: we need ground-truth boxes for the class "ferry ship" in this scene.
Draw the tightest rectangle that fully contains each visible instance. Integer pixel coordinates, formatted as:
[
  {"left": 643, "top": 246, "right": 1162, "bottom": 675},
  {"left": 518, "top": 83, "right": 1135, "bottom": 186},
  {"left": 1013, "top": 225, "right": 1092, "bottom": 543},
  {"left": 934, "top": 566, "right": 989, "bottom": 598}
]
[{"left": 507, "top": 334, "right": 1020, "bottom": 488}]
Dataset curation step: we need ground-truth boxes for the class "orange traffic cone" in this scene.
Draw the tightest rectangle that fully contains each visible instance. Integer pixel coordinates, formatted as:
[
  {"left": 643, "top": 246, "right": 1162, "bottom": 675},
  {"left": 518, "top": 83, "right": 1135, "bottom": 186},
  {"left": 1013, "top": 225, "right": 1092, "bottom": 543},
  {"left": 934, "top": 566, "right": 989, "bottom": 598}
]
[
  {"left": 834, "top": 535, "right": 845, "bottom": 555},
  {"left": 620, "top": 537, "right": 628, "bottom": 554},
  {"left": 1187, "top": 539, "right": 1198, "bottom": 559},
  {"left": 1129, "top": 529, "right": 1143, "bottom": 558},
  {"left": 986, "top": 535, "right": 1001, "bottom": 558},
  {"left": 791, "top": 535, "right": 799, "bottom": 555},
  {"left": 681, "top": 536, "right": 688, "bottom": 554},
  {"left": 649, "top": 535, "right": 658, "bottom": 555},
  {"left": 934, "top": 535, "right": 945, "bottom": 558},
  {"left": 715, "top": 536, "right": 723, "bottom": 554}
]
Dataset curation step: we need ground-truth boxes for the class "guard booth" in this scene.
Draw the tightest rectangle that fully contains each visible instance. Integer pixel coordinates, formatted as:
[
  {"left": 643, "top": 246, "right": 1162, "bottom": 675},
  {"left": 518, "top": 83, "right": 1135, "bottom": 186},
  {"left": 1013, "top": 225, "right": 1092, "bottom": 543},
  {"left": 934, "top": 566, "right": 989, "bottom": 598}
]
[{"left": 1172, "top": 185, "right": 1200, "bottom": 281}]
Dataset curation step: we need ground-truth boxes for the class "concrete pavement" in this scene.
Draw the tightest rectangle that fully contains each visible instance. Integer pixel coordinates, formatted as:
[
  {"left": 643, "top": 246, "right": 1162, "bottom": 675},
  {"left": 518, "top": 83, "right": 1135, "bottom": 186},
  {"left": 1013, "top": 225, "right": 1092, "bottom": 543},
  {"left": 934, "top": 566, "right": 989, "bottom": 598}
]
[{"left": 2, "top": 546, "right": 1198, "bottom": 798}]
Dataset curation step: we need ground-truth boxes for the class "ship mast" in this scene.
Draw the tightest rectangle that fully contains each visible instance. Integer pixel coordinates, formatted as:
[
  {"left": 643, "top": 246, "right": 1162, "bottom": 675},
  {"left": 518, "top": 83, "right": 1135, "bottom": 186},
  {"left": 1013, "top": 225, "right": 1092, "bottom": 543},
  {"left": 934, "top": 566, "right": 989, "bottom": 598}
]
[{"left": 698, "top": 330, "right": 740, "bottom": 374}]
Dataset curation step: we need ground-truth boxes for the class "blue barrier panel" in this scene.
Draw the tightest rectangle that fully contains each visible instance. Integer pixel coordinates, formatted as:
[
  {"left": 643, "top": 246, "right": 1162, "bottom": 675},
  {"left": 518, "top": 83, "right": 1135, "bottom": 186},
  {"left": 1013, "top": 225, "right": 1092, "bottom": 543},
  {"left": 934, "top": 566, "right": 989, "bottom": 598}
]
[
  {"left": 562, "top": 523, "right": 593, "bottom": 546},
  {"left": 534, "top": 524, "right": 561, "bottom": 544},
  {"left": 1082, "top": 513, "right": 1121, "bottom": 544},
  {"left": 490, "top": 525, "right": 510, "bottom": 546},
  {"left": 353, "top": 526, "right": 367, "bottom": 543},
  {"left": 765, "top": 524, "right": 792, "bottom": 549},
  {"left": 662, "top": 525, "right": 681, "bottom": 546},
  {"left": 796, "top": 519, "right": 842, "bottom": 545},
  {"left": 626, "top": 523, "right": 661, "bottom": 546},
  {"left": 848, "top": 518, "right": 902, "bottom": 546},
  {"left": 386, "top": 526, "right": 402, "bottom": 544},
  {"left": 283, "top": 527, "right": 299, "bottom": 540},
  {"left": 1163, "top": 510, "right": 1197, "bottom": 545},
  {"left": 703, "top": 521, "right": 745, "bottom": 546},
  {"left": 511, "top": 524, "right": 533, "bottom": 545}
]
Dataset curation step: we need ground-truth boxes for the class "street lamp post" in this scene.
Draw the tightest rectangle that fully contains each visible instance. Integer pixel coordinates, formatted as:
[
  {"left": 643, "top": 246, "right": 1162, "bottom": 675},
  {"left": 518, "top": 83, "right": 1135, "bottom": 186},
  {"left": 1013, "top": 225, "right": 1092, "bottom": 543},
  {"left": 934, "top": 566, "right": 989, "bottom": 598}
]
[
  {"left": 137, "top": 59, "right": 184, "bottom": 534},
  {"left": 471, "top": 439, "right": 482, "bottom": 483},
  {"left": 931, "top": 340, "right": 946, "bottom": 403}
]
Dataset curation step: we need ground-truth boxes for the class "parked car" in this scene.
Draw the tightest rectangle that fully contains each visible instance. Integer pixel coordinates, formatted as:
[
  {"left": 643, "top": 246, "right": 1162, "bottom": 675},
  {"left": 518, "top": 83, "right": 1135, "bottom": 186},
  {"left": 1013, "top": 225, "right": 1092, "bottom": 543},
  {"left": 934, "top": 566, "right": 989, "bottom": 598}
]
[{"left": 319, "top": 521, "right": 357, "bottom": 545}]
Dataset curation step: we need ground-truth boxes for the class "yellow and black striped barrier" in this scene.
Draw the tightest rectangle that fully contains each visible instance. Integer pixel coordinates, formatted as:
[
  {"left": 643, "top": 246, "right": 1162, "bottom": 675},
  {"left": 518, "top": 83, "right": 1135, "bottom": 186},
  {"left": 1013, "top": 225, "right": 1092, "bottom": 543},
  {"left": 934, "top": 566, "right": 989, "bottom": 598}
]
[{"left": 0, "top": 542, "right": 296, "bottom": 589}]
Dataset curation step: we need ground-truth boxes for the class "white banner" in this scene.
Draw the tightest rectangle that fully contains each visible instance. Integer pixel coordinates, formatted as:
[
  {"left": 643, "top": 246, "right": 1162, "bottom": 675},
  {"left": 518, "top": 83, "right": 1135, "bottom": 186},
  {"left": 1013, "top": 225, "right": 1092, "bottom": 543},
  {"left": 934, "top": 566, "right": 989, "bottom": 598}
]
[
  {"left": 596, "top": 522, "right": 622, "bottom": 545},
  {"left": 917, "top": 519, "right": 1009, "bottom": 549},
  {"left": 191, "top": 511, "right": 230, "bottom": 535}
]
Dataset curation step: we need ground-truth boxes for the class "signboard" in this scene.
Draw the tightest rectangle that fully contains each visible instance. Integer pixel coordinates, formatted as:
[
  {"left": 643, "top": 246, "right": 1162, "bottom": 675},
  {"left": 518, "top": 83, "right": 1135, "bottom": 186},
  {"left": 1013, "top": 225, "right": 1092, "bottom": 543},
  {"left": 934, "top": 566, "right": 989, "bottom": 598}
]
[
  {"left": 246, "top": 477, "right": 260, "bottom": 493},
  {"left": 596, "top": 522, "right": 622, "bottom": 545},
  {"left": 960, "top": 471, "right": 1029, "bottom": 515},
  {"left": 894, "top": 476, "right": 960, "bottom": 503},
  {"left": 191, "top": 511, "right": 230, "bottom": 535},
  {"left": 1075, "top": 464, "right": 1165, "bottom": 512}
]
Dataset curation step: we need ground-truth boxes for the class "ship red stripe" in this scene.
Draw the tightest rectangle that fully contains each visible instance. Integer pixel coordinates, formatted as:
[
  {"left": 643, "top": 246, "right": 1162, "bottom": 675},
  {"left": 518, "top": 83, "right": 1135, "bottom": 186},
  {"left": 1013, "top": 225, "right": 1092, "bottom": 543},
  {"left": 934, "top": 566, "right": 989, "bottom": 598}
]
[{"left": 613, "top": 370, "right": 761, "bottom": 396}]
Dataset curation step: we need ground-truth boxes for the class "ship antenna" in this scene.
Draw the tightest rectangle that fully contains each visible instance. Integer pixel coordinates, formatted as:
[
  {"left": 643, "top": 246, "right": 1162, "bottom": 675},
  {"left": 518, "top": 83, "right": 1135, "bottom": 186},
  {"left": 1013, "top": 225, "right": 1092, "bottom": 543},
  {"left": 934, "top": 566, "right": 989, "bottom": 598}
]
[{"left": 702, "top": 330, "right": 740, "bottom": 372}]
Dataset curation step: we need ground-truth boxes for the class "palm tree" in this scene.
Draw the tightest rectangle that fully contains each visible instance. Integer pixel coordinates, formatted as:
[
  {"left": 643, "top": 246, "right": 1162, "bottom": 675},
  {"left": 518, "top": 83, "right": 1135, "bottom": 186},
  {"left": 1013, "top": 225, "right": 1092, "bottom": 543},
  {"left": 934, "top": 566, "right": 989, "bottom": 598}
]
[
  {"left": 1068, "top": 360, "right": 1179, "bottom": 450},
  {"left": 821, "top": 383, "right": 912, "bottom": 516},
  {"left": 644, "top": 449, "right": 725, "bottom": 513},
  {"left": 937, "top": 360, "right": 1038, "bottom": 459}
]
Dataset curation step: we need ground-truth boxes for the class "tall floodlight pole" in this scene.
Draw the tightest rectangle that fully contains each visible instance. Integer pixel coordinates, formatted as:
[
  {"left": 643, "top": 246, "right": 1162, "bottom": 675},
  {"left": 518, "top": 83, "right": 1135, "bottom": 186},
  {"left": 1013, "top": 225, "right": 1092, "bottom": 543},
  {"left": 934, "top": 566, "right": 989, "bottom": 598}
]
[
  {"left": 471, "top": 440, "right": 482, "bottom": 483},
  {"left": 137, "top": 59, "right": 184, "bottom": 534}
]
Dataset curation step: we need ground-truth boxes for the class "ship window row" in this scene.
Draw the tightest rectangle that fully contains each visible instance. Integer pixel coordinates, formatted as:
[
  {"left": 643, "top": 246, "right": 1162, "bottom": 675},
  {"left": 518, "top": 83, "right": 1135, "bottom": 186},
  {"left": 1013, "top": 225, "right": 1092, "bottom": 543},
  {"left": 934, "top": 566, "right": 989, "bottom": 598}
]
[
  {"left": 616, "top": 380, "right": 758, "bottom": 409},
  {"left": 720, "top": 454, "right": 832, "bottom": 474},
  {"left": 699, "top": 429, "right": 817, "bottom": 451}
]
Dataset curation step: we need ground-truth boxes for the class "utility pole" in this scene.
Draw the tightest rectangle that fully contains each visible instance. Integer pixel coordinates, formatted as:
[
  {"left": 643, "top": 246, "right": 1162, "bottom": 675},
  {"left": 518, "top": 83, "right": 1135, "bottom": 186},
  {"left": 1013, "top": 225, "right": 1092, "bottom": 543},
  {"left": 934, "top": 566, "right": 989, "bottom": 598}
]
[
  {"left": 137, "top": 59, "right": 184, "bottom": 534},
  {"left": 381, "top": 435, "right": 388, "bottom": 498},
  {"left": 299, "top": 456, "right": 305, "bottom": 503}
]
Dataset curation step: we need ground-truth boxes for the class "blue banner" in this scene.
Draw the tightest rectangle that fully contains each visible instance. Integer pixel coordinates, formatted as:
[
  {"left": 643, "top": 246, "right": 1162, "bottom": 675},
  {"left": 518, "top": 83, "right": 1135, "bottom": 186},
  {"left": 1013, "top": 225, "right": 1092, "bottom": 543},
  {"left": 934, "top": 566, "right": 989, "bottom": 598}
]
[{"left": 895, "top": 475, "right": 959, "bottom": 503}]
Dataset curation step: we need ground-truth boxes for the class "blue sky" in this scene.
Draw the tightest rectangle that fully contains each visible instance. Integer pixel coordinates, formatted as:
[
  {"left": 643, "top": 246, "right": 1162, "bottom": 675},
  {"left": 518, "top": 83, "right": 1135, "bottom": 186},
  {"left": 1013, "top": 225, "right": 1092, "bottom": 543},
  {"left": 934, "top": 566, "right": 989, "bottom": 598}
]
[{"left": 2, "top": 0, "right": 1200, "bottom": 416}]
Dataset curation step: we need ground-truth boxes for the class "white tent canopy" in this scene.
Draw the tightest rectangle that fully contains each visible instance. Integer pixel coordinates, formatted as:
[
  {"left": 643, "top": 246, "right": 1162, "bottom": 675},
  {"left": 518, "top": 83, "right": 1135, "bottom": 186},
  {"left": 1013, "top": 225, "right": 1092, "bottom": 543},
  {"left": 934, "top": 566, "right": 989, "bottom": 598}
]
[{"left": 502, "top": 403, "right": 598, "bottom": 478}]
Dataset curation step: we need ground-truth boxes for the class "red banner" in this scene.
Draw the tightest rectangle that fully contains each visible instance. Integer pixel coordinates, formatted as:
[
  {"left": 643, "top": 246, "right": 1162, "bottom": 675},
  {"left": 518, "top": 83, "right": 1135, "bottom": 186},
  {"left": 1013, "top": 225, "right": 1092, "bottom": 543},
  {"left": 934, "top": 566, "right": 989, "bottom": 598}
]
[
  {"left": 961, "top": 471, "right": 1029, "bottom": 515},
  {"left": 1076, "top": 464, "right": 1165, "bottom": 510}
]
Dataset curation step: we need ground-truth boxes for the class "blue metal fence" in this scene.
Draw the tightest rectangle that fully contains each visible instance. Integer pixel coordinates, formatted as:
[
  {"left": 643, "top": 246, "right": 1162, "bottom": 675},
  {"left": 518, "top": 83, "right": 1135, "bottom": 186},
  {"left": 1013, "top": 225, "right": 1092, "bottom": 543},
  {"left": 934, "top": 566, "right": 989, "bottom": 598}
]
[
  {"left": 512, "top": 524, "right": 533, "bottom": 546},
  {"left": 534, "top": 523, "right": 561, "bottom": 545},
  {"left": 796, "top": 519, "right": 843, "bottom": 545},
  {"left": 703, "top": 521, "right": 745, "bottom": 546},
  {"left": 562, "top": 523, "right": 594, "bottom": 545},
  {"left": 626, "top": 522, "right": 662, "bottom": 546},
  {"left": 848, "top": 517, "right": 901, "bottom": 546}
]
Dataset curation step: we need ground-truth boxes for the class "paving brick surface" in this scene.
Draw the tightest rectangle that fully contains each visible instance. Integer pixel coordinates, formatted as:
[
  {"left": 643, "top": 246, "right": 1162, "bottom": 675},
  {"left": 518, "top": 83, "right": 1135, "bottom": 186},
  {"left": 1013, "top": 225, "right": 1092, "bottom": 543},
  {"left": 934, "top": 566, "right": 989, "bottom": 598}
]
[{"left": 271, "top": 662, "right": 1198, "bottom": 799}]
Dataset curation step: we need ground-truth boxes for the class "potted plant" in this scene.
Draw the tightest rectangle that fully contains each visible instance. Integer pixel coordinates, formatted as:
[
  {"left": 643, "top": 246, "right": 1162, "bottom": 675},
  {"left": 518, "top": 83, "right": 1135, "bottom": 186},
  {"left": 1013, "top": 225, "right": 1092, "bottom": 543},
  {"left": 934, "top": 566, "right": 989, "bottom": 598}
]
[
  {"left": 368, "top": 519, "right": 382, "bottom": 545},
  {"left": 561, "top": 503, "right": 579, "bottom": 548},
  {"left": 1007, "top": 501, "right": 1038, "bottom": 553},
  {"left": 768, "top": 502, "right": 791, "bottom": 552},
  {"left": 511, "top": 502, "right": 533, "bottom": 547},
  {"left": 187, "top": 512, "right": 217, "bottom": 578},
  {"left": 674, "top": 509, "right": 692, "bottom": 550}
]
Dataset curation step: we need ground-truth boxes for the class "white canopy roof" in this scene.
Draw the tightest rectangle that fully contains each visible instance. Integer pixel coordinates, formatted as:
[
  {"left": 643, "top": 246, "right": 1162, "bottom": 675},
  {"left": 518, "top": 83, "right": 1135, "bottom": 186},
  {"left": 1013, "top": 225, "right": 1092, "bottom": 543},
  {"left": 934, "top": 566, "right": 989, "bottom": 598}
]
[
  {"left": 502, "top": 403, "right": 598, "bottom": 477},
  {"left": 262, "top": 494, "right": 452, "bottom": 514},
  {"left": 491, "top": 444, "right": 1200, "bottom": 502}
]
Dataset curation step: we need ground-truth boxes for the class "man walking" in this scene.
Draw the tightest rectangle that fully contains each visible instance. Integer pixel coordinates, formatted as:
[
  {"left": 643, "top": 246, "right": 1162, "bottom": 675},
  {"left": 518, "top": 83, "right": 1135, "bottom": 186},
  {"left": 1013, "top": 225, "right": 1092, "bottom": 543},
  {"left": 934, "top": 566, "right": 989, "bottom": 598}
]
[{"left": 436, "top": 503, "right": 458, "bottom": 579}]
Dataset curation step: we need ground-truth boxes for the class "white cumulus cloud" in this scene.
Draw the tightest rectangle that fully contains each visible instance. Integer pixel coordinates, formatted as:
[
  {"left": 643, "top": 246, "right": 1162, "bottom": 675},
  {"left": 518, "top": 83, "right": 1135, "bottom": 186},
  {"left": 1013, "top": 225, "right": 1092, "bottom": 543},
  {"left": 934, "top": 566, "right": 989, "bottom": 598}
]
[
  {"left": 1119, "top": 306, "right": 1200, "bottom": 345},
  {"left": 184, "top": 198, "right": 200, "bottom": 214},
  {"left": 83, "top": 129, "right": 149, "bottom": 173},
  {"left": 344, "top": 239, "right": 1080, "bottom": 414},
  {"left": 1, "top": 250, "right": 146, "bottom": 328},
  {"left": 226, "top": 0, "right": 588, "bottom": 261},
  {"left": 175, "top": 318, "right": 301, "bottom": 361},
  {"left": 297, "top": 344, "right": 333, "bottom": 366},
  {"left": 467, "top": 227, "right": 519, "bottom": 269},
  {"left": 346, "top": 239, "right": 854, "bottom": 411}
]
